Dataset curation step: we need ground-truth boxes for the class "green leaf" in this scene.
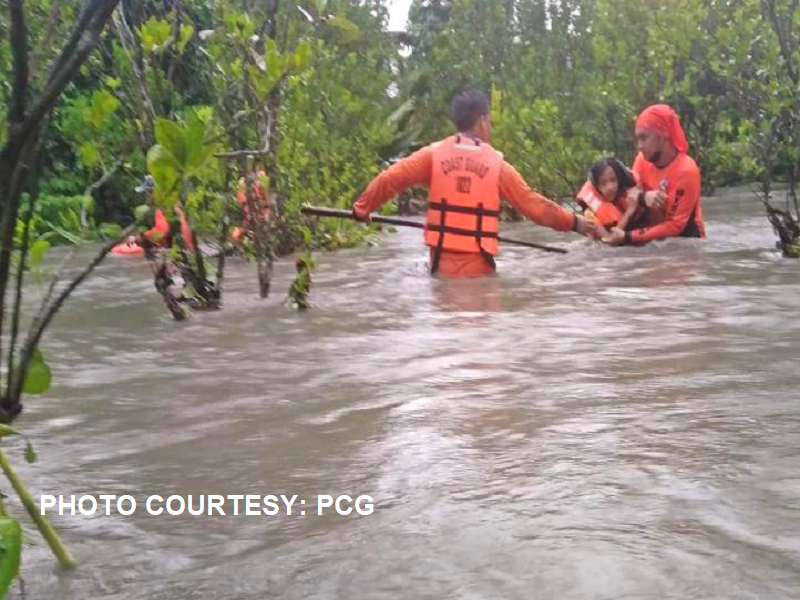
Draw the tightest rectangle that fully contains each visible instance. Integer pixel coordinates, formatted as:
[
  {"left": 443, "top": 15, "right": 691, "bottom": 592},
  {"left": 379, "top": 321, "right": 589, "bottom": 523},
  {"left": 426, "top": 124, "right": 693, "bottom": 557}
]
[
  {"left": 147, "top": 145, "right": 181, "bottom": 210},
  {"left": 23, "top": 349, "right": 52, "bottom": 395},
  {"left": 79, "top": 89, "right": 122, "bottom": 130},
  {"left": 29, "top": 239, "right": 50, "bottom": 269},
  {"left": 0, "top": 518, "right": 21, "bottom": 597},
  {"left": 225, "top": 11, "right": 255, "bottom": 40},
  {"left": 327, "top": 15, "right": 360, "bottom": 44},
  {"left": 82, "top": 194, "right": 94, "bottom": 215},
  {"left": 177, "top": 24, "right": 195, "bottom": 54},
  {"left": 184, "top": 112, "right": 210, "bottom": 173},
  {"left": 134, "top": 204, "right": 153, "bottom": 222},
  {"left": 25, "top": 441, "right": 36, "bottom": 464},
  {"left": 100, "top": 92, "right": 120, "bottom": 115},
  {"left": 155, "top": 119, "right": 188, "bottom": 167},
  {"left": 141, "top": 18, "right": 171, "bottom": 54},
  {"left": 249, "top": 65, "right": 276, "bottom": 99},
  {"left": 80, "top": 143, "right": 100, "bottom": 168},
  {"left": 308, "top": 0, "right": 328, "bottom": 16},
  {"left": 90, "top": 90, "right": 120, "bottom": 128},
  {"left": 0, "top": 425, "right": 20, "bottom": 438},
  {"left": 99, "top": 222, "right": 123, "bottom": 240},
  {"left": 265, "top": 40, "right": 285, "bottom": 82},
  {"left": 293, "top": 40, "right": 312, "bottom": 71}
]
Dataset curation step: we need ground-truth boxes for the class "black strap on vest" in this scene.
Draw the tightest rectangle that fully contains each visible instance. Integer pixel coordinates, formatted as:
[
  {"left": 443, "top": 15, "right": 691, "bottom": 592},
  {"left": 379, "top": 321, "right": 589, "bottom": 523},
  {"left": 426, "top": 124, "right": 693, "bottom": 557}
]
[
  {"left": 425, "top": 224, "right": 499, "bottom": 239},
  {"left": 430, "top": 198, "right": 447, "bottom": 274},
  {"left": 428, "top": 199, "right": 497, "bottom": 274},
  {"left": 475, "top": 202, "right": 496, "bottom": 270},
  {"left": 428, "top": 201, "right": 500, "bottom": 218}
]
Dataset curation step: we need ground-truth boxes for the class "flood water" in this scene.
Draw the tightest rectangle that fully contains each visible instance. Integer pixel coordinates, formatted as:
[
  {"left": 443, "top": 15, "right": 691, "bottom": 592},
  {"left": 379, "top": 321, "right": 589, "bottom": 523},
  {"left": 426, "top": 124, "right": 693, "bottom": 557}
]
[{"left": 12, "top": 187, "right": 800, "bottom": 599}]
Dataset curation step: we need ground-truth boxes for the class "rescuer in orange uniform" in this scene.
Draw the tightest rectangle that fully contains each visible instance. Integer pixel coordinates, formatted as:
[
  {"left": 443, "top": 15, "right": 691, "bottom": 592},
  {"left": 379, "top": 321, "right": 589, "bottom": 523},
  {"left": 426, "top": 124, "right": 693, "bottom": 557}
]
[
  {"left": 122, "top": 175, "right": 194, "bottom": 250},
  {"left": 604, "top": 104, "right": 706, "bottom": 246},
  {"left": 352, "top": 90, "right": 597, "bottom": 278}
]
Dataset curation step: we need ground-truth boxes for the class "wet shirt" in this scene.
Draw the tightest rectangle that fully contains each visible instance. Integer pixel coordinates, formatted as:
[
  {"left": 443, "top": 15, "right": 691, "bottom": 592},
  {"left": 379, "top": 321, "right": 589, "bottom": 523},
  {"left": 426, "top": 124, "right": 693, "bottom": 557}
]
[{"left": 630, "top": 152, "right": 706, "bottom": 243}]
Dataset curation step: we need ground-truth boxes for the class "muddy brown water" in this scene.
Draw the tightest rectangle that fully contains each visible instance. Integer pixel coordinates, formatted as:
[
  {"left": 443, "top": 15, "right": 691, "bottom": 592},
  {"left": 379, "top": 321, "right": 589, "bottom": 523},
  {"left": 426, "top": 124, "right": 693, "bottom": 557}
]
[{"left": 12, "top": 188, "right": 800, "bottom": 599}]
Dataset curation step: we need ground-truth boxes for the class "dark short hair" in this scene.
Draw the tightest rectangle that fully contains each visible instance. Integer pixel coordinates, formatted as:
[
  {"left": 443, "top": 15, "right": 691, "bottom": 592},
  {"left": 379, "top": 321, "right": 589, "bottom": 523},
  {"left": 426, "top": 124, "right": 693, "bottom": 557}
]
[{"left": 451, "top": 90, "right": 489, "bottom": 131}]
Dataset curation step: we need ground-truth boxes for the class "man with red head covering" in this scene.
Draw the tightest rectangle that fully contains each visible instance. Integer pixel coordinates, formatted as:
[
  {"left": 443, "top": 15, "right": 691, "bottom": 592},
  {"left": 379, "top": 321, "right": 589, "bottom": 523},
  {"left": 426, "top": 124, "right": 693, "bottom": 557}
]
[{"left": 603, "top": 104, "right": 705, "bottom": 245}]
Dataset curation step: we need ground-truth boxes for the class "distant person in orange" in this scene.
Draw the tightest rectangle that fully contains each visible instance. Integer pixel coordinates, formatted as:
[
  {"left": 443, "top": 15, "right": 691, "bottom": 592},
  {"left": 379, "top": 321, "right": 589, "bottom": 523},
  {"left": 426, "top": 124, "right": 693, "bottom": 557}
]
[
  {"left": 120, "top": 175, "right": 194, "bottom": 251},
  {"left": 352, "top": 90, "right": 597, "bottom": 278},
  {"left": 603, "top": 104, "right": 706, "bottom": 246},
  {"left": 135, "top": 176, "right": 170, "bottom": 246},
  {"left": 231, "top": 170, "right": 271, "bottom": 242}
]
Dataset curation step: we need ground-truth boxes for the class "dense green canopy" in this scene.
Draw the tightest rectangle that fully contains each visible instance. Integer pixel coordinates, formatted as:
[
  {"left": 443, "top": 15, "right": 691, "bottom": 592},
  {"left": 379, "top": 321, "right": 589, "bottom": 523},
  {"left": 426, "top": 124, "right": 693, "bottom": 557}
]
[{"left": 1, "top": 0, "right": 799, "bottom": 248}]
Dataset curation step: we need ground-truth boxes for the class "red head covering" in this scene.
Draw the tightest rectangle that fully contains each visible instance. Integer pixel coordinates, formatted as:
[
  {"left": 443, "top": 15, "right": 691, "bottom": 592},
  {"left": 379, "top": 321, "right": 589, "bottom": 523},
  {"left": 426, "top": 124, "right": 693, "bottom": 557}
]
[{"left": 635, "top": 104, "right": 688, "bottom": 153}]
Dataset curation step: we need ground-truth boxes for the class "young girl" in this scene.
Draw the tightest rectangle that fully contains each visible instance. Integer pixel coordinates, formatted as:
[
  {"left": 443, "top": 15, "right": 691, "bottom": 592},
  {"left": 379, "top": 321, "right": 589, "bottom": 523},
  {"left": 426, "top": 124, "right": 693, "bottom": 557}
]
[{"left": 575, "top": 157, "right": 639, "bottom": 234}]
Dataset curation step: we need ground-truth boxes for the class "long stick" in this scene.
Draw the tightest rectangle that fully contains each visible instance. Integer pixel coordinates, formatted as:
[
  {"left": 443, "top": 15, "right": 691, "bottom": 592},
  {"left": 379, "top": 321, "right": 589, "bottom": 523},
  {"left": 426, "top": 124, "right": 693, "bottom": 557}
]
[{"left": 301, "top": 206, "right": 568, "bottom": 254}]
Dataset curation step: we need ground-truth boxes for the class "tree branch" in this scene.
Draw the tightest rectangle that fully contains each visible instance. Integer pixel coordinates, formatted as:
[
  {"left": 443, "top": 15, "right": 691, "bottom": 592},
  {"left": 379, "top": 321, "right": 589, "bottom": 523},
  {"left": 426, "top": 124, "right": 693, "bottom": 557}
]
[
  {"left": 6, "top": 196, "right": 35, "bottom": 401},
  {"left": 19, "top": 0, "right": 122, "bottom": 144},
  {"left": 44, "top": 0, "right": 107, "bottom": 83},
  {"left": 0, "top": 0, "right": 122, "bottom": 421},
  {"left": 27, "top": 0, "right": 62, "bottom": 83},
  {"left": 34, "top": 246, "right": 77, "bottom": 330},
  {"left": 8, "top": 0, "right": 29, "bottom": 125},
  {"left": 81, "top": 157, "right": 124, "bottom": 230},
  {"left": 166, "top": 3, "right": 184, "bottom": 87},
  {"left": 762, "top": 0, "right": 799, "bottom": 85},
  {"left": 114, "top": 11, "right": 157, "bottom": 145},
  {"left": 204, "top": 108, "right": 259, "bottom": 145},
  {"left": 83, "top": 158, "right": 124, "bottom": 198},
  {"left": 0, "top": 132, "right": 41, "bottom": 382},
  {"left": 214, "top": 149, "right": 270, "bottom": 159}
]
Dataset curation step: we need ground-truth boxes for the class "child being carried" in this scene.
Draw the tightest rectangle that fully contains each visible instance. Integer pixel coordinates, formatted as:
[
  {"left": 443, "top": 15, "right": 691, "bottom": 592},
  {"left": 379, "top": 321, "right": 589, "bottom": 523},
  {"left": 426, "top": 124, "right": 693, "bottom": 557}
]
[{"left": 576, "top": 157, "right": 639, "bottom": 236}]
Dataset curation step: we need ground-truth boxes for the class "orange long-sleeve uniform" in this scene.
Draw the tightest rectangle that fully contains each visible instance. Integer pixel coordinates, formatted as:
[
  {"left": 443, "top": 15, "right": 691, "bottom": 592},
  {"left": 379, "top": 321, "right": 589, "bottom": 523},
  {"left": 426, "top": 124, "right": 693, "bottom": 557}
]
[
  {"left": 143, "top": 208, "right": 195, "bottom": 250},
  {"left": 354, "top": 143, "right": 577, "bottom": 277},
  {"left": 143, "top": 209, "right": 170, "bottom": 245},
  {"left": 628, "top": 152, "right": 705, "bottom": 244}
]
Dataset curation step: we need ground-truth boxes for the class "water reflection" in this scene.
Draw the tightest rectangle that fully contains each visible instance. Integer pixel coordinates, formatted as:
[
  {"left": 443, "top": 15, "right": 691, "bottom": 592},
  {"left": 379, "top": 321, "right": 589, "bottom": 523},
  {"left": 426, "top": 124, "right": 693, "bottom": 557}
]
[{"left": 431, "top": 275, "right": 504, "bottom": 314}]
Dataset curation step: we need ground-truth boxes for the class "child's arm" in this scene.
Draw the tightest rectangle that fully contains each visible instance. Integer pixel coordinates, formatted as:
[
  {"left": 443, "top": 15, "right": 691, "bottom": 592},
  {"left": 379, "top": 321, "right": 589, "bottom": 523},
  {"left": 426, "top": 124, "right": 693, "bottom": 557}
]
[
  {"left": 616, "top": 187, "right": 643, "bottom": 231},
  {"left": 616, "top": 203, "right": 637, "bottom": 230},
  {"left": 593, "top": 221, "right": 610, "bottom": 239}
]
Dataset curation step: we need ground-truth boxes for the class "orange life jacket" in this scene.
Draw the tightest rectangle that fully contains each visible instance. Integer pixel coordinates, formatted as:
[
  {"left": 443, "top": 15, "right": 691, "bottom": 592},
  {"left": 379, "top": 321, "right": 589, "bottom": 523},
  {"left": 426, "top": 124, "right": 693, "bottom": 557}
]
[
  {"left": 425, "top": 135, "right": 503, "bottom": 271},
  {"left": 576, "top": 180, "right": 623, "bottom": 228}
]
